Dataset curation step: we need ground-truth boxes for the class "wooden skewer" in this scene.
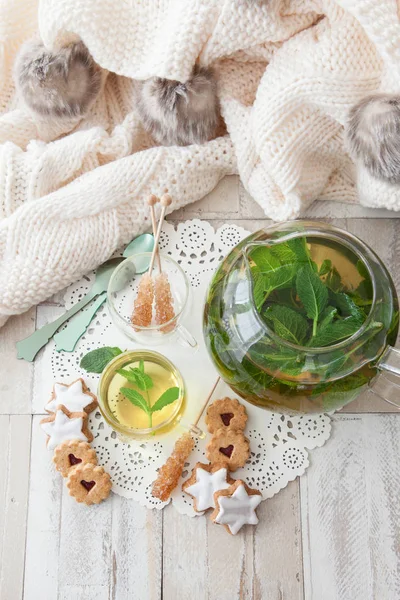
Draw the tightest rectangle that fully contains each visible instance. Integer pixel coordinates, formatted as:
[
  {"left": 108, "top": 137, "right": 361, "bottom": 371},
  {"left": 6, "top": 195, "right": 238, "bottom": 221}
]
[
  {"left": 189, "top": 377, "right": 220, "bottom": 436},
  {"left": 148, "top": 194, "right": 172, "bottom": 275},
  {"left": 147, "top": 194, "right": 162, "bottom": 272}
]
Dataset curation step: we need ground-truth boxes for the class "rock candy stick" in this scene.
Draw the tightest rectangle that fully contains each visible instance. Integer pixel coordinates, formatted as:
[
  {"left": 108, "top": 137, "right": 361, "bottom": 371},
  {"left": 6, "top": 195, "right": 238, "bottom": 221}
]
[
  {"left": 152, "top": 432, "right": 194, "bottom": 501},
  {"left": 151, "top": 378, "right": 221, "bottom": 501},
  {"left": 131, "top": 273, "right": 154, "bottom": 327},
  {"left": 155, "top": 272, "right": 175, "bottom": 331}
]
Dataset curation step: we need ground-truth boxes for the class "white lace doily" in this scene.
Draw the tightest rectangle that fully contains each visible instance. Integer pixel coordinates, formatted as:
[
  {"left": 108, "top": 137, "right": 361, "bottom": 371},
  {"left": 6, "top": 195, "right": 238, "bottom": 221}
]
[{"left": 34, "top": 219, "right": 332, "bottom": 517}]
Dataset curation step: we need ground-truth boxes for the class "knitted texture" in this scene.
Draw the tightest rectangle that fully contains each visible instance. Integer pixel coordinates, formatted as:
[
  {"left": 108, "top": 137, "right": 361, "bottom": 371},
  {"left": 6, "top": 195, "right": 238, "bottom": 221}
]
[{"left": 0, "top": 0, "right": 399, "bottom": 325}]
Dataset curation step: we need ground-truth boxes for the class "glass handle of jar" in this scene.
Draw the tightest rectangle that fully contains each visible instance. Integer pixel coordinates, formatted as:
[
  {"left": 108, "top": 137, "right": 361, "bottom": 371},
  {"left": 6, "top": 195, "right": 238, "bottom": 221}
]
[
  {"left": 176, "top": 325, "right": 198, "bottom": 350},
  {"left": 370, "top": 346, "right": 400, "bottom": 408}
]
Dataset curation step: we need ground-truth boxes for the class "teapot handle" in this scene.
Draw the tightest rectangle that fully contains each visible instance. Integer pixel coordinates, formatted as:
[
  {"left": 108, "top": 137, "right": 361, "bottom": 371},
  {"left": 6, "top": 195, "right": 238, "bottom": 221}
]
[{"left": 370, "top": 346, "right": 400, "bottom": 408}]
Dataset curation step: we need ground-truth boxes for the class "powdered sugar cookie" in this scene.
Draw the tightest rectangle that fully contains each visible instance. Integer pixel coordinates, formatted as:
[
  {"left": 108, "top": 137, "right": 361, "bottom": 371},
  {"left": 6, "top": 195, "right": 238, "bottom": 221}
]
[
  {"left": 53, "top": 440, "right": 97, "bottom": 477},
  {"left": 182, "top": 462, "right": 235, "bottom": 512},
  {"left": 211, "top": 480, "right": 262, "bottom": 535},
  {"left": 40, "top": 406, "right": 93, "bottom": 451},
  {"left": 205, "top": 397, "right": 247, "bottom": 434},
  {"left": 66, "top": 463, "right": 112, "bottom": 505},
  {"left": 46, "top": 379, "right": 97, "bottom": 414},
  {"left": 206, "top": 429, "right": 250, "bottom": 471}
]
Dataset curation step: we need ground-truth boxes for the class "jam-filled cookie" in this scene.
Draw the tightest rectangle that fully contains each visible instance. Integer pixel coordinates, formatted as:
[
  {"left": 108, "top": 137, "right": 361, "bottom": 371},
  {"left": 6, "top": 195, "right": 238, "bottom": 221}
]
[
  {"left": 66, "top": 463, "right": 112, "bottom": 505},
  {"left": 206, "top": 429, "right": 250, "bottom": 471},
  {"left": 211, "top": 480, "right": 262, "bottom": 535},
  {"left": 205, "top": 397, "right": 247, "bottom": 434},
  {"left": 53, "top": 440, "right": 97, "bottom": 477},
  {"left": 182, "top": 462, "right": 235, "bottom": 512}
]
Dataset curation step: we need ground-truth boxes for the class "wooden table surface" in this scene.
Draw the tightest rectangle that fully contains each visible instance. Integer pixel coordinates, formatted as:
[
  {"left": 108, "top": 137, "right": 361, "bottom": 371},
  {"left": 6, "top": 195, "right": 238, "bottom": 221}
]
[{"left": 1, "top": 176, "right": 400, "bottom": 600}]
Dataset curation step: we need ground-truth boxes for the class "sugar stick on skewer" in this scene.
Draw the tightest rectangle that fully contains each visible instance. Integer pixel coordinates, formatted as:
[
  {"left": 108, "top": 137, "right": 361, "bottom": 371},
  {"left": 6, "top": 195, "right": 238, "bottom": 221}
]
[
  {"left": 151, "top": 378, "right": 221, "bottom": 501},
  {"left": 147, "top": 194, "right": 162, "bottom": 272},
  {"left": 131, "top": 194, "right": 172, "bottom": 328}
]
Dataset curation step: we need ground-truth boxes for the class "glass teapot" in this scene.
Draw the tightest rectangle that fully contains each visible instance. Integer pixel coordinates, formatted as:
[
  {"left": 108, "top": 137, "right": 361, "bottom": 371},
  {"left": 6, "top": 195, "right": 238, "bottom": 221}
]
[{"left": 203, "top": 221, "right": 400, "bottom": 414}]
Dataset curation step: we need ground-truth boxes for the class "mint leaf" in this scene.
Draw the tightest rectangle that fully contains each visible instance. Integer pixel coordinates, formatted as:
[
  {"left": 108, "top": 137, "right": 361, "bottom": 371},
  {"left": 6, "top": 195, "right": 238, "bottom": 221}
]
[
  {"left": 252, "top": 270, "right": 266, "bottom": 311},
  {"left": 319, "top": 259, "right": 332, "bottom": 276},
  {"left": 139, "top": 360, "right": 145, "bottom": 373},
  {"left": 319, "top": 305, "right": 337, "bottom": 327},
  {"left": 264, "top": 305, "right": 308, "bottom": 345},
  {"left": 296, "top": 267, "right": 328, "bottom": 335},
  {"left": 120, "top": 387, "right": 150, "bottom": 413},
  {"left": 325, "top": 266, "right": 342, "bottom": 292},
  {"left": 311, "top": 316, "right": 361, "bottom": 347},
  {"left": 330, "top": 292, "right": 364, "bottom": 325},
  {"left": 116, "top": 368, "right": 153, "bottom": 391},
  {"left": 356, "top": 259, "right": 369, "bottom": 280},
  {"left": 250, "top": 247, "right": 296, "bottom": 296},
  {"left": 151, "top": 387, "right": 180, "bottom": 413},
  {"left": 80, "top": 346, "right": 122, "bottom": 373}
]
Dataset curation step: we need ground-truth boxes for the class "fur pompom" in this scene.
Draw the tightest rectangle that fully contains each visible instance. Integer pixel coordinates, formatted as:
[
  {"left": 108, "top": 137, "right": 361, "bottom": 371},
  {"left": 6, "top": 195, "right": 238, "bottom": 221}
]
[
  {"left": 347, "top": 94, "right": 400, "bottom": 184},
  {"left": 14, "top": 39, "right": 102, "bottom": 121},
  {"left": 137, "top": 65, "right": 220, "bottom": 146}
]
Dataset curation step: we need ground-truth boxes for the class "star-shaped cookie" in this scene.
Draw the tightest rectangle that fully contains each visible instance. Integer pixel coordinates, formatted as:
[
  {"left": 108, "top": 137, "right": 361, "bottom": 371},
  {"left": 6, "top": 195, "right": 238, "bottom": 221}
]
[
  {"left": 183, "top": 463, "right": 235, "bottom": 512},
  {"left": 40, "top": 406, "right": 93, "bottom": 451},
  {"left": 46, "top": 379, "right": 97, "bottom": 414},
  {"left": 211, "top": 480, "right": 262, "bottom": 535}
]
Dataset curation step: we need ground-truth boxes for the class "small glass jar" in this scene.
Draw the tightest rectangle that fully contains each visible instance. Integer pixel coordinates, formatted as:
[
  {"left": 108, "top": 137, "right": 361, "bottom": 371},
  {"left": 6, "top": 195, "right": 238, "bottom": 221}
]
[
  {"left": 98, "top": 350, "right": 185, "bottom": 441},
  {"left": 107, "top": 253, "right": 197, "bottom": 348}
]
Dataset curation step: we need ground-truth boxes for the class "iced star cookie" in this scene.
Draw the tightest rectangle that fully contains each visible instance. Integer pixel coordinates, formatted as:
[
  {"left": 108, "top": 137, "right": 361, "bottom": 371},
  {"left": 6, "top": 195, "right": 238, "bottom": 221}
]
[
  {"left": 53, "top": 440, "right": 97, "bottom": 477},
  {"left": 206, "top": 429, "right": 250, "bottom": 471},
  {"left": 46, "top": 378, "right": 97, "bottom": 414},
  {"left": 66, "top": 463, "right": 112, "bottom": 505},
  {"left": 211, "top": 480, "right": 262, "bottom": 535},
  {"left": 40, "top": 406, "right": 93, "bottom": 451},
  {"left": 205, "top": 397, "right": 247, "bottom": 434},
  {"left": 182, "top": 463, "right": 236, "bottom": 512}
]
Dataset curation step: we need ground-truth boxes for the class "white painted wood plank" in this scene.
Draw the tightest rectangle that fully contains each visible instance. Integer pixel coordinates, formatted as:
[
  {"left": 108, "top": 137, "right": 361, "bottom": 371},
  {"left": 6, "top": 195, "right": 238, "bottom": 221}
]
[
  {"left": 57, "top": 585, "right": 109, "bottom": 600},
  {"left": 109, "top": 496, "right": 162, "bottom": 600},
  {"left": 254, "top": 480, "right": 303, "bottom": 599},
  {"left": 301, "top": 414, "right": 400, "bottom": 600},
  {"left": 32, "top": 305, "right": 65, "bottom": 415},
  {"left": 206, "top": 510, "right": 254, "bottom": 599},
  {"left": 162, "top": 504, "right": 207, "bottom": 599},
  {"left": 57, "top": 486, "right": 112, "bottom": 593},
  {"left": 24, "top": 415, "right": 63, "bottom": 600},
  {"left": 0, "top": 309, "right": 35, "bottom": 414},
  {"left": 0, "top": 415, "right": 32, "bottom": 600}
]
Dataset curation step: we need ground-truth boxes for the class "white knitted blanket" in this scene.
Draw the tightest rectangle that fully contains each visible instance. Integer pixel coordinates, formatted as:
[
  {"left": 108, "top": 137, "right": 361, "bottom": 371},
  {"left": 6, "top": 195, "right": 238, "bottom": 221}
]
[{"left": 1, "top": 0, "right": 399, "bottom": 326}]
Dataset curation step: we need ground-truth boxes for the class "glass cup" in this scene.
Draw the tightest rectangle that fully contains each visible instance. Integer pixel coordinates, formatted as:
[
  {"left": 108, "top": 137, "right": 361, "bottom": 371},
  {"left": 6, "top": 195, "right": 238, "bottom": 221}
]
[
  {"left": 107, "top": 252, "right": 197, "bottom": 348},
  {"left": 98, "top": 349, "right": 185, "bottom": 441}
]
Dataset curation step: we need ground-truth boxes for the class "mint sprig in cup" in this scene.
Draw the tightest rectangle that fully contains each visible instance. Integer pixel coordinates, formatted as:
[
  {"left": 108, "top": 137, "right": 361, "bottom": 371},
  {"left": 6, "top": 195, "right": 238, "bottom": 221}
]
[{"left": 82, "top": 349, "right": 185, "bottom": 440}]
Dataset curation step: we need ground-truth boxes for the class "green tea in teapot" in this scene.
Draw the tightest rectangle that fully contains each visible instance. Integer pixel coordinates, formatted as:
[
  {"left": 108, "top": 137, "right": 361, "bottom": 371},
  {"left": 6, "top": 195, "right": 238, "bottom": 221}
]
[{"left": 204, "top": 222, "right": 399, "bottom": 413}]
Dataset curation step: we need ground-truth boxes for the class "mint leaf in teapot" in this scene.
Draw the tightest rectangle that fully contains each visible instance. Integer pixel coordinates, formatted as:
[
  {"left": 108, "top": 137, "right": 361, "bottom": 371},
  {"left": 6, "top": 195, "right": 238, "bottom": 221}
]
[
  {"left": 264, "top": 305, "right": 308, "bottom": 345},
  {"left": 80, "top": 346, "right": 123, "bottom": 373},
  {"left": 319, "top": 259, "right": 332, "bottom": 276},
  {"left": 296, "top": 266, "right": 328, "bottom": 336}
]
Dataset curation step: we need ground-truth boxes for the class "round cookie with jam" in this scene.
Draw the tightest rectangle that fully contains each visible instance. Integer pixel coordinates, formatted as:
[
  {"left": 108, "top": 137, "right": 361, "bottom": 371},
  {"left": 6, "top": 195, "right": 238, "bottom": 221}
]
[
  {"left": 66, "top": 463, "right": 112, "bottom": 505},
  {"left": 205, "top": 397, "right": 247, "bottom": 434},
  {"left": 53, "top": 439, "right": 97, "bottom": 477},
  {"left": 206, "top": 429, "right": 250, "bottom": 471}
]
